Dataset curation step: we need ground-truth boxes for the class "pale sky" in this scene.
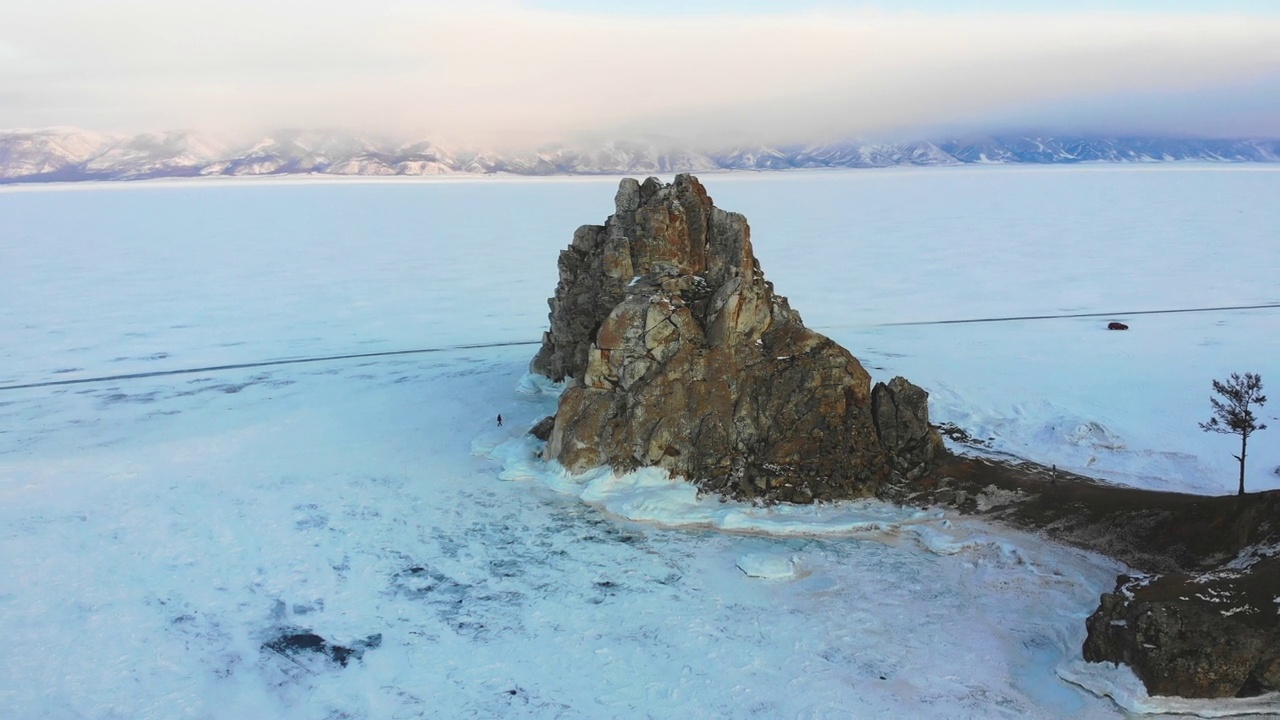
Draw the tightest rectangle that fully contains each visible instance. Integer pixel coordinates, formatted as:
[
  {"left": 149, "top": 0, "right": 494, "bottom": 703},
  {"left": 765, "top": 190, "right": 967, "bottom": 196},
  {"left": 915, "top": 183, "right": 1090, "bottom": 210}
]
[{"left": 2, "top": 0, "right": 1278, "bottom": 146}]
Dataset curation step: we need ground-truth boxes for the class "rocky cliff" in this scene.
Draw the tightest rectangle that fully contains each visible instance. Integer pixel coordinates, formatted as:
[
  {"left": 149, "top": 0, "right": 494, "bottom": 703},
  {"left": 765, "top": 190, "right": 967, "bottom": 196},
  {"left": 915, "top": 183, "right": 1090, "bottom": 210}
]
[
  {"left": 1078, "top": 500, "right": 1280, "bottom": 700},
  {"left": 530, "top": 174, "right": 941, "bottom": 502},
  {"left": 1082, "top": 562, "right": 1280, "bottom": 698}
]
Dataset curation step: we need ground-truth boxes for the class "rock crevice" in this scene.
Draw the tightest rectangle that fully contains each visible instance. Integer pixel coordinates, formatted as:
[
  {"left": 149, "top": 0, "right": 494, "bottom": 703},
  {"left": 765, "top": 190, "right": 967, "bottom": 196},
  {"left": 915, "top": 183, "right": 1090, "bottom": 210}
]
[{"left": 531, "top": 174, "right": 941, "bottom": 502}]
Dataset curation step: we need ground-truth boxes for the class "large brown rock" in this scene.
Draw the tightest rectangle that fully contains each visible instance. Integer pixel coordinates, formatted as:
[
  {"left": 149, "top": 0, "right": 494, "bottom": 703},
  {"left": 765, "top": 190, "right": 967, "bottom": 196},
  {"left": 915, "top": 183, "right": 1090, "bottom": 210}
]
[
  {"left": 1083, "top": 561, "right": 1280, "bottom": 698},
  {"left": 531, "top": 174, "right": 942, "bottom": 502}
]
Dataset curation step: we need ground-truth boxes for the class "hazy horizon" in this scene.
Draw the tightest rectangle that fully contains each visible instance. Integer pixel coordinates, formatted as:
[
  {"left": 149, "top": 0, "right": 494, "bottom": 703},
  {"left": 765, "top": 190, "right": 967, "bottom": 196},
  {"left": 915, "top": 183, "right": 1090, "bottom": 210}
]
[{"left": 3, "top": 1, "right": 1279, "bottom": 148}]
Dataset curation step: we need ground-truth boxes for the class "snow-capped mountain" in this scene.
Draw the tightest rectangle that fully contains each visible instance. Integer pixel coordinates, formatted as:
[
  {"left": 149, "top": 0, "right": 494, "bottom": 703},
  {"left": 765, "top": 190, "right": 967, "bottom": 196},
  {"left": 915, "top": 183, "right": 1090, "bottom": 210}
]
[
  {"left": 935, "top": 136, "right": 1280, "bottom": 164},
  {"left": 1, "top": 128, "right": 1278, "bottom": 183},
  {"left": 0, "top": 128, "right": 116, "bottom": 179},
  {"left": 81, "top": 131, "right": 231, "bottom": 178}
]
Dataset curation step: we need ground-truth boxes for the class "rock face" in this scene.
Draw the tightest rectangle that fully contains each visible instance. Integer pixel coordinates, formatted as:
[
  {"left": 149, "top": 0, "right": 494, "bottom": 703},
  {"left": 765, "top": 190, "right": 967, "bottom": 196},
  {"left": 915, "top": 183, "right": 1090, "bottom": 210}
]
[
  {"left": 531, "top": 174, "right": 941, "bottom": 502},
  {"left": 1083, "top": 562, "right": 1280, "bottom": 698}
]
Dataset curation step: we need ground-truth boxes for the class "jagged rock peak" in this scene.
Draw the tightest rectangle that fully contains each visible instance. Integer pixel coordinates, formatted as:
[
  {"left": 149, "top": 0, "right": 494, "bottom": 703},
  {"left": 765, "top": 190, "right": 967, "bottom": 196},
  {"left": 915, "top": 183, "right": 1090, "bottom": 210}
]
[
  {"left": 531, "top": 174, "right": 758, "bottom": 381},
  {"left": 531, "top": 174, "right": 941, "bottom": 502}
]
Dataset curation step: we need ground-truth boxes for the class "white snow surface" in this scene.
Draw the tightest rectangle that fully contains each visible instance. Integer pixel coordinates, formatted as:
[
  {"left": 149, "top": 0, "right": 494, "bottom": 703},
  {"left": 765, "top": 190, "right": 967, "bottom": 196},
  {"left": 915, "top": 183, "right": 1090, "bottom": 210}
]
[{"left": 2, "top": 166, "right": 1279, "bottom": 718}]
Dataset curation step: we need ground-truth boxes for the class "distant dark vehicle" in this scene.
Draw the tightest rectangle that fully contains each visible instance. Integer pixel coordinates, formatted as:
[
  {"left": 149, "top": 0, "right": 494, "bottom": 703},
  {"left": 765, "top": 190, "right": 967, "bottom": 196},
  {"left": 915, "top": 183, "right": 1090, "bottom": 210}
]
[{"left": 1107, "top": 322, "right": 1129, "bottom": 330}]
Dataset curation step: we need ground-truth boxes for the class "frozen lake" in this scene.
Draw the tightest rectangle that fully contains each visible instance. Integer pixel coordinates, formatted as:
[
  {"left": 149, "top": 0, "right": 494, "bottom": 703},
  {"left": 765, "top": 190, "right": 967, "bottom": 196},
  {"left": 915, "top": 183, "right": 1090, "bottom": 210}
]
[{"left": 2, "top": 166, "right": 1278, "bottom": 718}]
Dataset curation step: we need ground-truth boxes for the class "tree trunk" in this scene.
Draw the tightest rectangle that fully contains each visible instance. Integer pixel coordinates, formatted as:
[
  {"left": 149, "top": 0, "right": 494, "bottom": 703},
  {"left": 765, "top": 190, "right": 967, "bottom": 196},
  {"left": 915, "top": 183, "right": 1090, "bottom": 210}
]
[{"left": 1238, "top": 433, "right": 1247, "bottom": 496}]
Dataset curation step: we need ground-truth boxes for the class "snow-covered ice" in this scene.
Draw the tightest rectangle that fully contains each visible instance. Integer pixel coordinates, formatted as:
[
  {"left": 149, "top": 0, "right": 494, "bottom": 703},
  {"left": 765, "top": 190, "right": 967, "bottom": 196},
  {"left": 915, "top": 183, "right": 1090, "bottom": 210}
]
[
  {"left": 734, "top": 553, "right": 798, "bottom": 580},
  {"left": 2, "top": 166, "right": 1279, "bottom": 718}
]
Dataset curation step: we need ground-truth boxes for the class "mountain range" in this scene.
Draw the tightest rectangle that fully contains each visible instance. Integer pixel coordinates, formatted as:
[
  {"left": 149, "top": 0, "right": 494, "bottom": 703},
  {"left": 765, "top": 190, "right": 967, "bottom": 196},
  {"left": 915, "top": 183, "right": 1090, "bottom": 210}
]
[{"left": 3, "top": 128, "right": 1279, "bottom": 183}]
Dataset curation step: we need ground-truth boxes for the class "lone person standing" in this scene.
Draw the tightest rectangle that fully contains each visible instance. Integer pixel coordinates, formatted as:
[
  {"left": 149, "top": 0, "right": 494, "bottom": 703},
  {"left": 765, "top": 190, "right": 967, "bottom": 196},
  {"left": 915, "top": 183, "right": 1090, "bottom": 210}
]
[{"left": 497, "top": 414, "right": 503, "bottom": 427}]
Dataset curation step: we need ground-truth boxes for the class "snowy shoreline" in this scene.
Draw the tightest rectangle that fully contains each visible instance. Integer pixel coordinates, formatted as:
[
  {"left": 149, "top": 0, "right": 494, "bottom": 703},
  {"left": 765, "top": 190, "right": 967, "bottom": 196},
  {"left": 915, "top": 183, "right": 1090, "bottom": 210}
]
[{"left": 481, "top": 373, "right": 1280, "bottom": 716}]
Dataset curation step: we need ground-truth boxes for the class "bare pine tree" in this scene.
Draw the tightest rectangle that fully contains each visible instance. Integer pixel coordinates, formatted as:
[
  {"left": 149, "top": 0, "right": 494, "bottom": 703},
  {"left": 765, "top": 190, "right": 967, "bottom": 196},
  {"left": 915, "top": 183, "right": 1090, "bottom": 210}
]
[{"left": 1199, "top": 372, "right": 1267, "bottom": 496}]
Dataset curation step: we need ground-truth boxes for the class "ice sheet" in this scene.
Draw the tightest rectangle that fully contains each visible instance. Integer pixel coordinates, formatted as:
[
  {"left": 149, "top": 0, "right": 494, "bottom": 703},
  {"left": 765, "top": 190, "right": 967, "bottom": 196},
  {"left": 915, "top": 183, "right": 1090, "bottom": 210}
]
[{"left": 3, "top": 166, "right": 1279, "bottom": 718}]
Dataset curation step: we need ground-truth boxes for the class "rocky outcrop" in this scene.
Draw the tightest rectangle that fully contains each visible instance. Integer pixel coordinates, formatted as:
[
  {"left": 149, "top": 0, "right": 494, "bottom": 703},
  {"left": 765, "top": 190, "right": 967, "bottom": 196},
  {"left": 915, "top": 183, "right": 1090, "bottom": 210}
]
[
  {"left": 531, "top": 174, "right": 942, "bottom": 502},
  {"left": 1083, "top": 564, "right": 1280, "bottom": 698},
  {"left": 906, "top": 455, "right": 1280, "bottom": 700},
  {"left": 1075, "top": 492, "right": 1280, "bottom": 700},
  {"left": 528, "top": 415, "right": 555, "bottom": 442}
]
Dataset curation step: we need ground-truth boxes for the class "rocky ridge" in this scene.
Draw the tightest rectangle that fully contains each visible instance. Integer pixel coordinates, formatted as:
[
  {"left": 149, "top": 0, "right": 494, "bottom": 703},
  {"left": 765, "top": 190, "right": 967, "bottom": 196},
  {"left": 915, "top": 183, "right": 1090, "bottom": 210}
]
[{"left": 530, "top": 174, "right": 941, "bottom": 503}]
